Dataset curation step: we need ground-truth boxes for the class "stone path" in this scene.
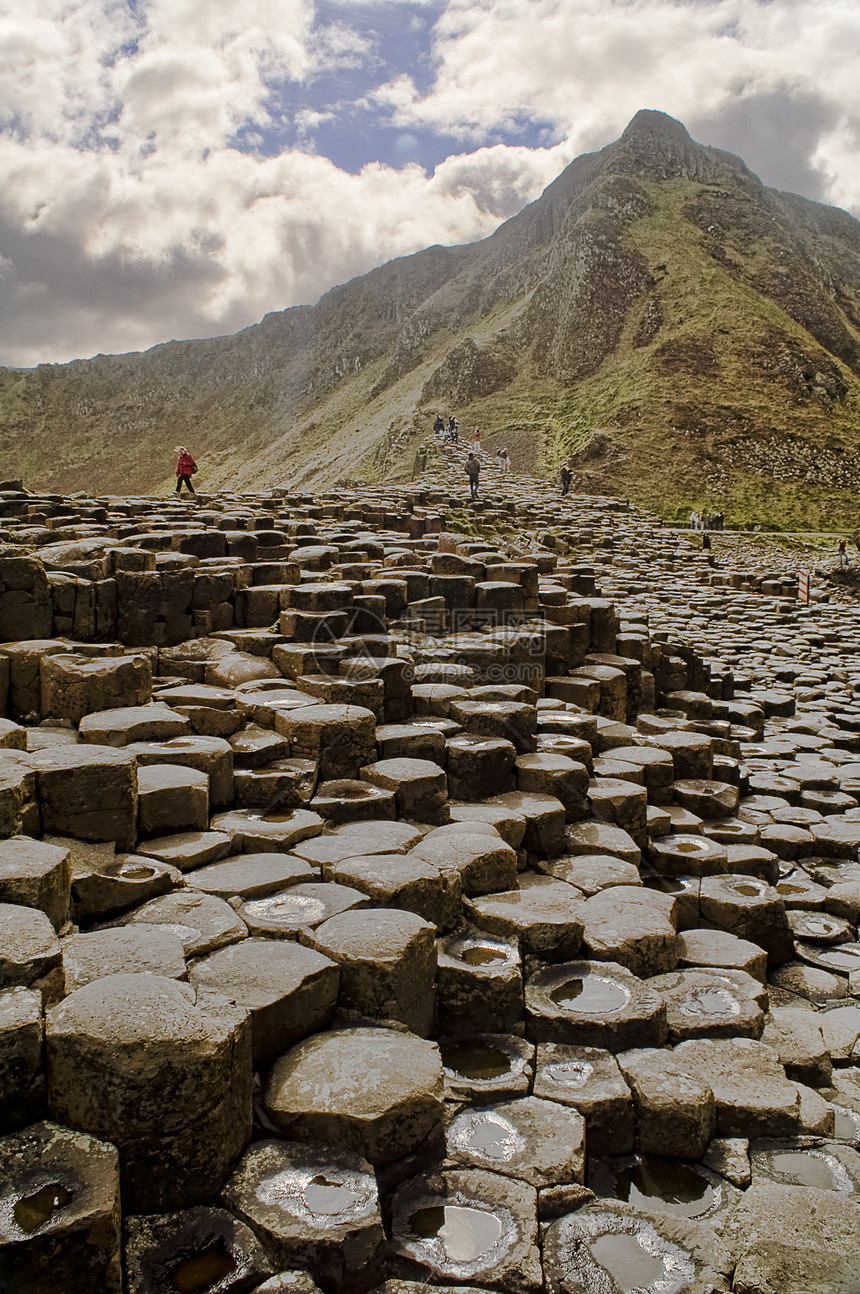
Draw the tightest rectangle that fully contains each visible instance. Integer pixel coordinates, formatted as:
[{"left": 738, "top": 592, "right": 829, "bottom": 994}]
[{"left": 0, "top": 463, "right": 859, "bottom": 1293}]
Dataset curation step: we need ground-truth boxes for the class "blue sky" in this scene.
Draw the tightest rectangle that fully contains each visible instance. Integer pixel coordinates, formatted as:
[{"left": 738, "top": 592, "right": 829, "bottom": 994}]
[{"left": 0, "top": 0, "right": 858, "bottom": 366}]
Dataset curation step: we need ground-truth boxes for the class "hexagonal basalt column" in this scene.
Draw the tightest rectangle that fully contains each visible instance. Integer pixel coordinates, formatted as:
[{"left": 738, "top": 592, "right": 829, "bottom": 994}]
[
  {"left": 70, "top": 853, "right": 181, "bottom": 922},
  {"left": 46, "top": 973, "right": 252, "bottom": 1212},
  {"left": 411, "top": 826, "right": 519, "bottom": 897},
  {"left": 26, "top": 746, "right": 138, "bottom": 850},
  {"left": 437, "top": 927, "right": 523, "bottom": 1035},
  {"left": 137, "top": 764, "right": 209, "bottom": 837},
  {"left": 276, "top": 705, "right": 377, "bottom": 781},
  {"left": 360, "top": 757, "right": 449, "bottom": 825},
  {"left": 330, "top": 853, "right": 462, "bottom": 932},
  {"left": 515, "top": 753, "right": 590, "bottom": 823},
  {"left": 0, "top": 1120, "right": 121, "bottom": 1294},
  {"left": 525, "top": 960, "right": 667, "bottom": 1051},
  {"left": 0, "top": 987, "right": 43, "bottom": 1132},
  {"left": 387, "top": 1167, "right": 541, "bottom": 1294},
  {"left": 222, "top": 1141, "right": 385, "bottom": 1293},
  {"left": 0, "top": 903, "right": 63, "bottom": 1002},
  {"left": 699, "top": 875, "right": 794, "bottom": 965},
  {"left": 647, "top": 967, "right": 767, "bottom": 1043},
  {"left": 129, "top": 734, "right": 235, "bottom": 810},
  {"left": 439, "top": 1033, "right": 535, "bottom": 1102},
  {"left": 40, "top": 652, "right": 152, "bottom": 725},
  {"left": 61, "top": 927, "right": 187, "bottom": 992},
  {"left": 648, "top": 832, "right": 727, "bottom": 877},
  {"left": 580, "top": 886, "right": 678, "bottom": 976},
  {"left": 263, "top": 1027, "right": 444, "bottom": 1165},
  {"left": 209, "top": 807, "right": 324, "bottom": 854},
  {"left": 445, "top": 734, "right": 517, "bottom": 802},
  {"left": 305, "top": 908, "right": 437, "bottom": 1036},
  {"left": 466, "top": 876, "right": 585, "bottom": 963},
  {"left": 617, "top": 1048, "right": 716, "bottom": 1159},
  {"left": 445, "top": 1096, "right": 585, "bottom": 1191},
  {"left": 544, "top": 1204, "right": 732, "bottom": 1294},
  {"left": 188, "top": 939, "right": 339, "bottom": 1068},
  {"left": 450, "top": 699, "right": 537, "bottom": 756},
  {"left": 533, "top": 1042, "right": 634, "bottom": 1157},
  {"left": 0, "top": 836, "right": 70, "bottom": 930},
  {"left": 123, "top": 1205, "right": 273, "bottom": 1294},
  {"left": 671, "top": 1037, "right": 801, "bottom": 1139},
  {"left": 487, "top": 791, "right": 567, "bottom": 858}
]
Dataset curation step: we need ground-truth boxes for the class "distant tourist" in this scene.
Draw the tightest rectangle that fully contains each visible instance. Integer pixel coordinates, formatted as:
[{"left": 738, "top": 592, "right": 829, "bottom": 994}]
[
  {"left": 175, "top": 446, "right": 197, "bottom": 494},
  {"left": 434, "top": 414, "right": 445, "bottom": 436},
  {"left": 560, "top": 461, "right": 572, "bottom": 497},
  {"left": 473, "top": 427, "right": 482, "bottom": 453},
  {"left": 465, "top": 452, "right": 480, "bottom": 499},
  {"left": 497, "top": 447, "right": 510, "bottom": 474},
  {"left": 839, "top": 538, "right": 848, "bottom": 568}
]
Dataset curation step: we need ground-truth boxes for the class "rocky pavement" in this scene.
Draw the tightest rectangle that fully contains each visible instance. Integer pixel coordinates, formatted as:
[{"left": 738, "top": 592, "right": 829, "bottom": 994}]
[{"left": 0, "top": 461, "right": 859, "bottom": 1292}]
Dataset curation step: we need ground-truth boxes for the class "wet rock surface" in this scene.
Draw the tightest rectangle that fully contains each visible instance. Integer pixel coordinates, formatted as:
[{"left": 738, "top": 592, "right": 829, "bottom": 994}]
[{"left": 0, "top": 469, "right": 859, "bottom": 1288}]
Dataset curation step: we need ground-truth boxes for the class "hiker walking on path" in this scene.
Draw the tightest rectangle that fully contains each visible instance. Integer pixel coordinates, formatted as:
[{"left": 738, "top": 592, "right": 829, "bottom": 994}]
[
  {"left": 497, "top": 447, "right": 510, "bottom": 474},
  {"left": 560, "top": 461, "right": 572, "bottom": 497},
  {"left": 175, "top": 446, "right": 197, "bottom": 494},
  {"left": 473, "top": 427, "right": 482, "bottom": 453},
  {"left": 434, "top": 414, "right": 445, "bottom": 436},
  {"left": 839, "top": 538, "right": 848, "bottom": 568},
  {"left": 465, "top": 452, "right": 480, "bottom": 499}
]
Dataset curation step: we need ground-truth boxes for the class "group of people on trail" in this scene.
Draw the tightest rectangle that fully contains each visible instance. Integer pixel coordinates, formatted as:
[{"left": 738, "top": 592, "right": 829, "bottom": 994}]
[
  {"left": 689, "top": 510, "right": 724, "bottom": 531},
  {"left": 435, "top": 414, "right": 460, "bottom": 443}
]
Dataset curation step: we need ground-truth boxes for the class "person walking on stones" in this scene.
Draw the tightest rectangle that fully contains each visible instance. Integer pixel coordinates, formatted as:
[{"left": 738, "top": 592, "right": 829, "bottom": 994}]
[
  {"left": 465, "top": 452, "right": 480, "bottom": 499},
  {"left": 434, "top": 414, "right": 445, "bottom": 437},
  {"left": 560, "top": 460, "right": 572, "bottom": 497},
  {"left": 497, "top": 447, "right": 510, "bottom": 474},
  {"left": 838, "top": 537, "right": 848, "bottom": 569},
  {"left": 175, "top": 446, "right": 197, "bottom": 494},
  {"left": 473, "top": 426, "right": 482, "bottom": 454}
]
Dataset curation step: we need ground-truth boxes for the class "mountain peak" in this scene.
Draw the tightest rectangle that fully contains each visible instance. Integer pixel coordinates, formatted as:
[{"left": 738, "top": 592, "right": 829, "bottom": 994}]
[
  {"left": 608, "top": 107, "right": 751, "bottom": 186},
  {"left": 619, "top": 109, "right": 692, "bottom": 147}
]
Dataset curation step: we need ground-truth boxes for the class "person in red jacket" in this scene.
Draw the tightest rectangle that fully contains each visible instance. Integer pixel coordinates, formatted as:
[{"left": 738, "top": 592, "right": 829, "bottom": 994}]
[{"left": 175, "top": 446, "right": 197, "bottom": 494}]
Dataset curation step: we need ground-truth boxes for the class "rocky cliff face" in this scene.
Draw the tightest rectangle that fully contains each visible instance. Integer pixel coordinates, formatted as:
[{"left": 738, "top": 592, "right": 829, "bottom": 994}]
[{"left": 2, "top": 110, "right": 860, "bottom": 528}]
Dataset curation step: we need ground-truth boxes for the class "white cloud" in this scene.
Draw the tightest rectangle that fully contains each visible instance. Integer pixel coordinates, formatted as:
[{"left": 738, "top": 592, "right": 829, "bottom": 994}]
[{"left": 1, "top": 0, "right": 859, "bottom": 365}]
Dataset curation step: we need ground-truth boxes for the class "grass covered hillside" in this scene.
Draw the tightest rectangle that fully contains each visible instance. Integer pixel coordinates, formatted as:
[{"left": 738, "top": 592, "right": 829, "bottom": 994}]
[{"left": 1, "top": 111, "right": 859, "bottom": 530}]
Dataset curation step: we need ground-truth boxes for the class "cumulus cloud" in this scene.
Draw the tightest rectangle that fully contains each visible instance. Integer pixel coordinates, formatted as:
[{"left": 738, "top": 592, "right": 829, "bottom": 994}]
[{"left": 1, "top": 0, "right": 859, "bottom": 365}]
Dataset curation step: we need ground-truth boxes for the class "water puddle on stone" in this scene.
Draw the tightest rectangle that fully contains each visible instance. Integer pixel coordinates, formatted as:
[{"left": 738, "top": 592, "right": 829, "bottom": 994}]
[
  {"left": 816, "top": 945, "right": 860, "bottom": 972},
  {"left": 544, "top": 1059, "right": 594, "bottom": 1090},
  {"left": 441, "top": 1043, "right": 510, "bottom": 1080},
  {"left": 244, "top": 894, "right": 327, "bottom": 926},
  {"left": 13, "top": 1183, "right": 70, "bottom": 1234},
  {"left": 259, "top": 811, "right": 299, "bottom": 823},
  {"left": 589, "top": 1233, "right": 666, "bottom": 1290},
  {"left": 550, "top": 975, "right": 629, "bottom": 1015},
  {"left": 303, "top": 1175, "right": 358, "bottom": 1215},
  {"left": 681, "top": 987, "right": 739, "bottom": 1019},
  {"left": 410, "top": 1204, "right": 503, "bottom": 1263},
  {"left": 777, "top": 882, "right": 808, "bottom": 896},
  {"left": 322, "top": 784, "right": 371, "bottom": 801},
  {"left": 764, "top": 1150, "right": 852, "bottom": 1192},
  {"left": 595, "top": 1158, "right": 718, "bottom": 1219},
  {"left": 170, "top": 1243, "right": 236, "bottom": 1292},
  {"left": 460, "top": 945, "right": 508, "bottom": 966},
  {"left": 117, "top": 862, "right": 157, "bottom": 880},
  {"left": 450, "top": 1110, "right": 525, "bottom": 1162},
  {"left": 733, "top": 883, "right": 762, "bottom": 897},
  {"left": 832, "top": 1106, "right": 860, "bottom": 1145}
]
